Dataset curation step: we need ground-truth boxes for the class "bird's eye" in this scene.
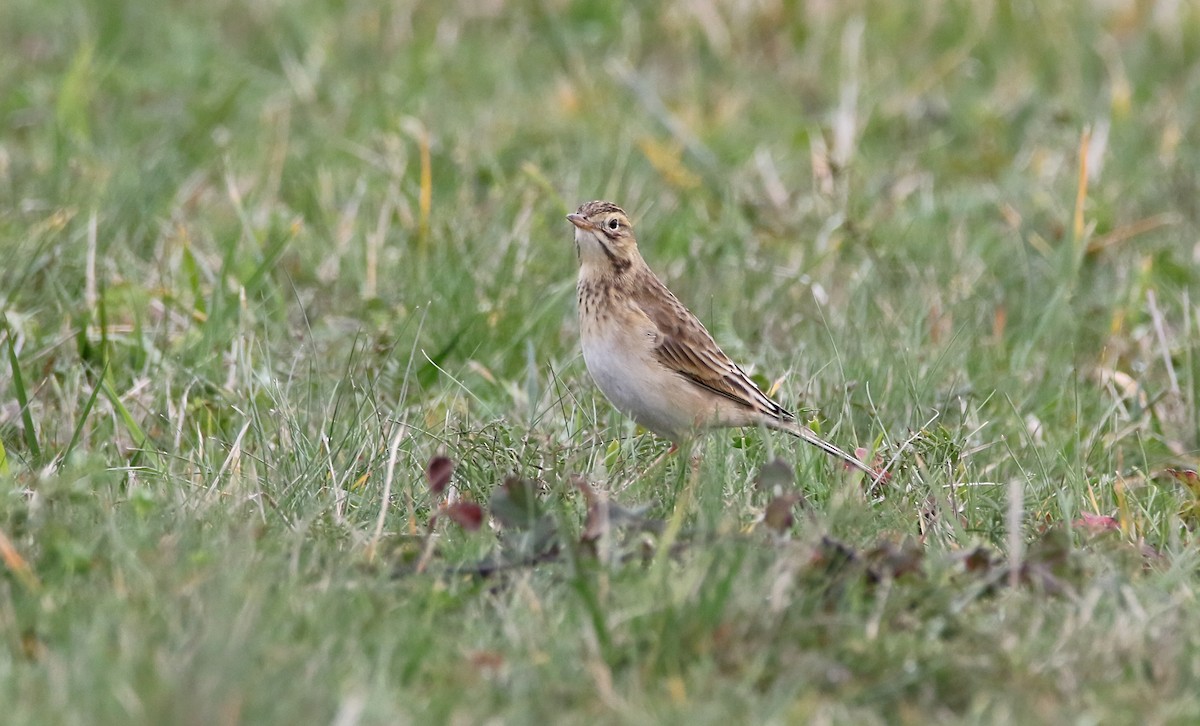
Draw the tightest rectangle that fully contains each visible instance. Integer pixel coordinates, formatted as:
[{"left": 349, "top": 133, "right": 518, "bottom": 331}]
[{"left": 607, "top": 218, "right": 620, "bottom": 231}]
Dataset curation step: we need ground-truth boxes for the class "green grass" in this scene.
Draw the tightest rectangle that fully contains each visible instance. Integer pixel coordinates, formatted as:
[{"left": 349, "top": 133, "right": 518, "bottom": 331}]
[{"left": 2, "top": 0, "right": 1200, "bottom": 722}]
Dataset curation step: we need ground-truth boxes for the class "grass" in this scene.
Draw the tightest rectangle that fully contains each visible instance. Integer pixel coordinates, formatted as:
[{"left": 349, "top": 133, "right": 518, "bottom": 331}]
[{"left": 2, "top": 0, "right": 1200, "bottom": 722}]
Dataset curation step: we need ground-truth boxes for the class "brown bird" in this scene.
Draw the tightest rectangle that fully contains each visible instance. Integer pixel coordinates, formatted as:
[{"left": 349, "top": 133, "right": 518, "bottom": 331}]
[{"left": 568, "top": 200, "right": 874, "bottom": 476}]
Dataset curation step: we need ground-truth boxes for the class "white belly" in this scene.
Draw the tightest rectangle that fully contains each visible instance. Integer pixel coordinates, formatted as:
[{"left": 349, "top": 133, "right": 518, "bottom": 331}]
[{"left": 581, "top": 327, "right": 698, "bottom": 440}]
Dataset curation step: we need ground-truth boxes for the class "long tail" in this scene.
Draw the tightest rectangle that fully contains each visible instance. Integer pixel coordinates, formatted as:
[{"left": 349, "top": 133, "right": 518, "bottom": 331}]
[{"left": 776, "top": 419, "right": 878, "bottom": 478}]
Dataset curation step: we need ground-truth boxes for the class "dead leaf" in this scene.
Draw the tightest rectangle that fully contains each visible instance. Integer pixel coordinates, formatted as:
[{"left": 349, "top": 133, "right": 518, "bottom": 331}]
[
  {"left": 1073, "top": 512, "right": 1119, "bottom": 533},
  {"left": 1164, "top": 468, "right": 1200, "bottom": 496},
  {"left": 0, "top": 527, "right": 39, "bottom": 592},
  {"left": 467, "top": 649, "right": 506, "bottom": 674},
  {"left": 852, "top": 447, "right": 892, "bottom": 485},
  {"left": 445, "top": 501, "right": 484, "bottom": 531},
  {"left": 959, "top": 545, "right": 997, "bottom": 574},
  {"left": 764, "top": 493, "right": 801, "bottom": 534},
  {"left": 426, "top": 456, "right": 453, "bottom": 495}
]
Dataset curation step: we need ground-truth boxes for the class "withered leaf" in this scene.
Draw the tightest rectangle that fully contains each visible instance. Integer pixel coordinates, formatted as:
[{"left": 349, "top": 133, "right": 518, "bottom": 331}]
[
  {"left": 1164, "top": 468, "right": 1200, "bottom": 496},
  {"left": 426, "top": 455, "right": 454, "bottom": 495},
  {"left": 445, "top": 501, "right": 484, "bottom": 531},
  {"left": 764, "top": 493, "right": 801, "bottom": 533},
  {"left": 960, "top": 545, "right": 996, "bottom": 574},
  {"left": 1073, "top": 512, "right": 1119, "bottom": 533}
]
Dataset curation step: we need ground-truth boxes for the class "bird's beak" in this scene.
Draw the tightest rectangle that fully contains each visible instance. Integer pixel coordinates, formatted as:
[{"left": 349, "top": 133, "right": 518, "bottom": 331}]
[{"left": 566, "top": 213, "right": 593, "bottom": 231}]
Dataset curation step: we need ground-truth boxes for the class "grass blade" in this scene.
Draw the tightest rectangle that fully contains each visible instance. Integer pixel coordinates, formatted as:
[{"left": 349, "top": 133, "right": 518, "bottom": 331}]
[
  {"left": 3, "top": 322, "right": 41, "bottom": 464},
  {"left": 100, "top": 373, "right": 148, "bottom": 466},
  {"left": 59, "top": 360, "right": 110, "bottom": 468}
]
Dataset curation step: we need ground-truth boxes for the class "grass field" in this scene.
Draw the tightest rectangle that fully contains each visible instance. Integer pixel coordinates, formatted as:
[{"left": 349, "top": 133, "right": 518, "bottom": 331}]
[{"left": 3, "top": 0, "right": 1200, "bottom": 722}]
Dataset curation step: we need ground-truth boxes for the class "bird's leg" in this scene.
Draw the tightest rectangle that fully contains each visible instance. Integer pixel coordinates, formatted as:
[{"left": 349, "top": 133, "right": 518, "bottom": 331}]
[
  {"left": 618, "top": 441, "right": 677, "bottom": 491},
  {"left": 655, "top": 441, "right": 702, "bottom": 564}
]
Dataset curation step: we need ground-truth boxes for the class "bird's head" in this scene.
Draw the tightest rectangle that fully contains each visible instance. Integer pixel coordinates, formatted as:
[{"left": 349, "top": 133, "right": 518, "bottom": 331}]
[{"left": 567, "top": 200, "right": 638, "bottom": 275}]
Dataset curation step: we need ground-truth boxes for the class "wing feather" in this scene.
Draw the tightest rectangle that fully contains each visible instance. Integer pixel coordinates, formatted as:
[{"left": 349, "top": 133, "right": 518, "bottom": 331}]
[{"left": 632, "top": 273, "right": 793, "bottom": 422}]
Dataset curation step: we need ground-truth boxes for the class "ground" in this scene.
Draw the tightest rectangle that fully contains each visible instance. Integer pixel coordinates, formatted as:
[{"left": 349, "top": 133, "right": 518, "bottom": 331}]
[{"left": 2, "top": 1, "right": 1200, "bottom": 723}]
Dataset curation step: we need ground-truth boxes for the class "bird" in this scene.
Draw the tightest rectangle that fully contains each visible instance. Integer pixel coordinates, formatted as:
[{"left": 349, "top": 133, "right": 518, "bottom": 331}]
[{"left": 567, "top": 200, "right": 876, "bottom": 477}]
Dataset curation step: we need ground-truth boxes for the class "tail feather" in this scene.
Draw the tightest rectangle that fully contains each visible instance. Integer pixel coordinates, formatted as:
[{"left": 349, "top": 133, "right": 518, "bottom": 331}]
[{"left": 774, "top": 419, "right": 877, "bottom": 478}]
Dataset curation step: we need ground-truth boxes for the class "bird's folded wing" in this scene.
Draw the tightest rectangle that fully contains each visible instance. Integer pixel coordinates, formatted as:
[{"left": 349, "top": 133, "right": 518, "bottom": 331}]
[{"left": 633, "top": 283, "right": 793, "bottom": 421}]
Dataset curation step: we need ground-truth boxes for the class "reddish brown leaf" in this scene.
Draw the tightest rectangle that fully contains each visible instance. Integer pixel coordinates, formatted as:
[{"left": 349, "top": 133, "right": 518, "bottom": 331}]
[
  {"left": 764, "top": 493, "right": 801, "bottom": 533},
  {"left": 467, "top": 649, "right": 505, "bottom": 673},
  {"left": 851, "top": 447, "right": 870, "bottom": 473},
  {"left": 1164, "top": 468, "right": 1200, "bottom": 496},
  {"left": 0, "top": 527, "right": 40, "bottom": 592},
  {"left": 1073, "top": 512, "right": 1119, "bottom": 533},
  {"left": 426, "top": 455, "right": 453, "bottom": 495},
  {"left": 445, "top": 501, "right": 484, "bottom": 531},
  {"left": 852, "top": 447, "right": 892, "bottom": 484},
  {"left": 960, "top": 545, "right": 996, "bottom": 573}
]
